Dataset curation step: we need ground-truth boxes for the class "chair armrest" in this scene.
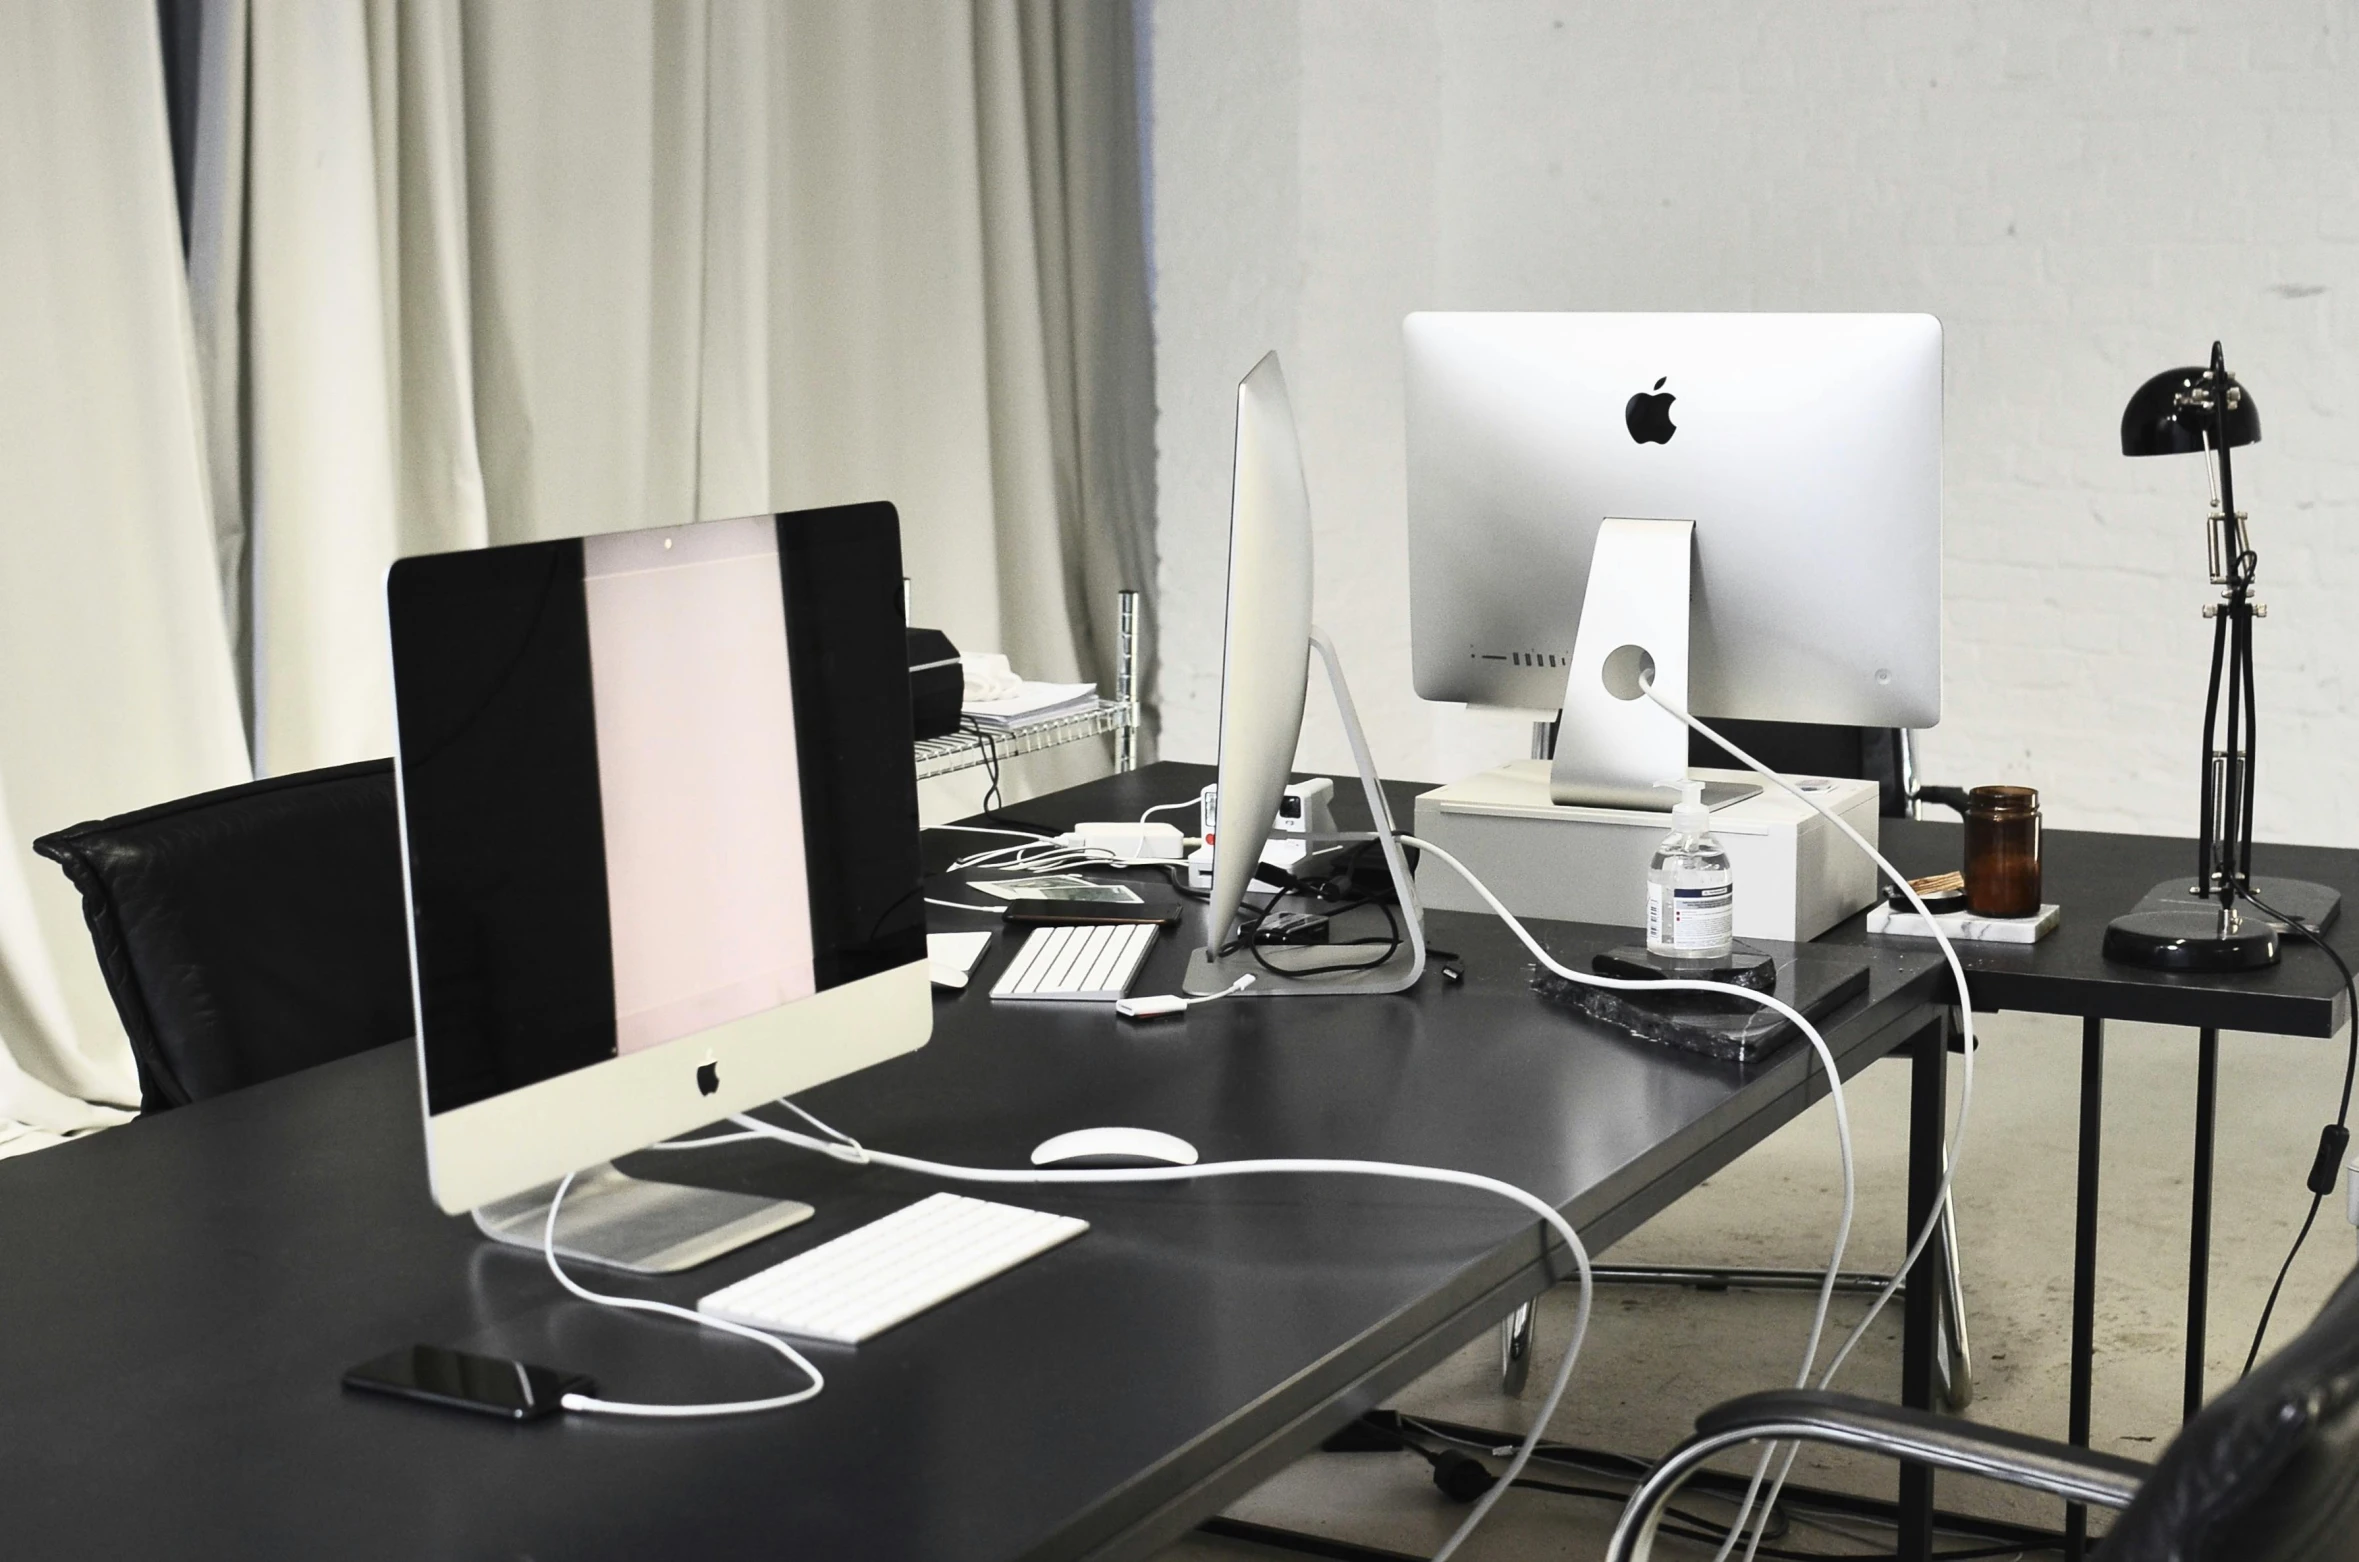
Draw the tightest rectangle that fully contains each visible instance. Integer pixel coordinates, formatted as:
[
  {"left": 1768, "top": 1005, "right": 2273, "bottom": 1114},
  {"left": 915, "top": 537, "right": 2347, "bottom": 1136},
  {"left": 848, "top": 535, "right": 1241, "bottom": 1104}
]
[{"left": 1606, "top": 1390, "right": 2149, "bottom": 1562}]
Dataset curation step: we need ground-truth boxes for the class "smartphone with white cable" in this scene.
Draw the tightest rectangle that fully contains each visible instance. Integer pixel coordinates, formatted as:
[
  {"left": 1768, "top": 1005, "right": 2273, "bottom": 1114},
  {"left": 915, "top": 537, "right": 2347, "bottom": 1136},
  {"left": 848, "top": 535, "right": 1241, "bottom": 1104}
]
[{"left": 343, "top": 1344, "right": 593, "bottom": 1422}]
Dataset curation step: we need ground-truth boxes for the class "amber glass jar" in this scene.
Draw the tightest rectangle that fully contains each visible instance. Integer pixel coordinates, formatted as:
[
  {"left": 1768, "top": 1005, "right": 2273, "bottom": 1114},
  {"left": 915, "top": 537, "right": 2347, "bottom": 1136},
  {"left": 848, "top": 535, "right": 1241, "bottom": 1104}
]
[{"left": 1963, "top": 786, "right": 2041, "bottom": 918}]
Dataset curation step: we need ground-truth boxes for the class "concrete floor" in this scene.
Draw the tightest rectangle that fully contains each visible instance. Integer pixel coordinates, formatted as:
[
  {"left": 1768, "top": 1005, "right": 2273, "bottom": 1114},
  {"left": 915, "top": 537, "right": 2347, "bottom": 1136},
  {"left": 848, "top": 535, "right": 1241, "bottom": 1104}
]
[{"left": 1158, "top": 1008, "right": 2359, "bottom": 1560}]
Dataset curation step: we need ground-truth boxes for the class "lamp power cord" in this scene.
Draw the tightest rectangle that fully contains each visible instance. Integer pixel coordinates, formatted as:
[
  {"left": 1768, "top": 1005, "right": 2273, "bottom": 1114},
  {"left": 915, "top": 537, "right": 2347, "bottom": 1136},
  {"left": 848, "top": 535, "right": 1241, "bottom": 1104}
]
[{"left": 2231, "top": 884, "right": 2358, "bottom": 1375}]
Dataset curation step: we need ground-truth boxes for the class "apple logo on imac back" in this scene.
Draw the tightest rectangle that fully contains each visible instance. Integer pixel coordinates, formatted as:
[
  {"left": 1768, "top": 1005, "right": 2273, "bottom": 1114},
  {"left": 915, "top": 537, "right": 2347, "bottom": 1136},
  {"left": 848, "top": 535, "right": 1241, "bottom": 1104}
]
[
  {"left": 1625, "top": 378, "right": 1676, "bottom": 444},
  {"left": 696, "top": 1057, "right": 720, "bottom": 1096}
]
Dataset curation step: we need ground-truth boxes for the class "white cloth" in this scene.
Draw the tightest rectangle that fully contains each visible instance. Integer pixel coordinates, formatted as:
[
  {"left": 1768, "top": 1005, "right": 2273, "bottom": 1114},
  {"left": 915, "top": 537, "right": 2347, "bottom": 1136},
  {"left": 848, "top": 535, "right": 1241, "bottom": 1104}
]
[{"left": 962, "top": 654, "right": 1026, "bottom": 703}]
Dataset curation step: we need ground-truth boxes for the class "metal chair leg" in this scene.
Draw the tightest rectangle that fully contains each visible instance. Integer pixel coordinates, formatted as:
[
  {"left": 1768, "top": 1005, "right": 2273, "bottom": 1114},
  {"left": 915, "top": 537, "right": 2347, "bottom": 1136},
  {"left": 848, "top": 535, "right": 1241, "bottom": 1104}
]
[
  {"left": 1934, "top": 1185, "right": 1974, "bottom": 1410},
  {"left": 1498, "top": 1301, "right": 1536, "bottom": 1394}
]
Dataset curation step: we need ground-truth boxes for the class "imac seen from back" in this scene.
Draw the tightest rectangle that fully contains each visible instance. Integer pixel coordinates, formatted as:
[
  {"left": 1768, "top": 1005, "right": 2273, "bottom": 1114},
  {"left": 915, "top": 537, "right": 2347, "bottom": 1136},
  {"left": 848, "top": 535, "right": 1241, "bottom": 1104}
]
[
  {"left": 386, "top": 504, "right": 931, "bottom": 1271},
  {"left": 1403, "top": 312, "right": 1942, "bottom": 808}
]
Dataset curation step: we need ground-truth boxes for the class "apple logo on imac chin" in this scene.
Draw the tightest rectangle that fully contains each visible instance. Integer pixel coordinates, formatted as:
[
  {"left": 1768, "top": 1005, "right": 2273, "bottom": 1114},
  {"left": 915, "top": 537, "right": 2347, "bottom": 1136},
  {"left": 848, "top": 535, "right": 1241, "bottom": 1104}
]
[
  {"left": 695, "top": 1055, "right": 720, "bottom": 1096},
  {"left": 1625, "top": 378, "right": 1676, "bottom": 444}
]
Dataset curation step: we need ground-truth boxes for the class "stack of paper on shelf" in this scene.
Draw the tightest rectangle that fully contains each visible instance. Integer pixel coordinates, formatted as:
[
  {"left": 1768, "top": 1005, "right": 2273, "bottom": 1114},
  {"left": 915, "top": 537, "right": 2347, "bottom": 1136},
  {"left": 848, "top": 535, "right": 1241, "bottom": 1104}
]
[{"left": 962, "top": 681, "right": 1098, "bottom": 730}]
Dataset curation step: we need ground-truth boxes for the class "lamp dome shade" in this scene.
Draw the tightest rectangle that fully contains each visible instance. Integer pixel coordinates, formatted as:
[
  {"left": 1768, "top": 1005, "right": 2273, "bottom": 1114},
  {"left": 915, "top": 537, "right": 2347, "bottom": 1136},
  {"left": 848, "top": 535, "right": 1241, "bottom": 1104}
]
[{"left": 2121, "top": 365, "right": 2260, "bottom": 456}]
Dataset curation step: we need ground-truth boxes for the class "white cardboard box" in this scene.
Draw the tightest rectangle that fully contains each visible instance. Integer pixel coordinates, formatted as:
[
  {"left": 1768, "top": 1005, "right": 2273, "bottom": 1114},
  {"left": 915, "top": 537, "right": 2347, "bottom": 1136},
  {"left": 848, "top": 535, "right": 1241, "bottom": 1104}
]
[{"left": 1411, "top": 761, "right": 1881, "bottom": 943}]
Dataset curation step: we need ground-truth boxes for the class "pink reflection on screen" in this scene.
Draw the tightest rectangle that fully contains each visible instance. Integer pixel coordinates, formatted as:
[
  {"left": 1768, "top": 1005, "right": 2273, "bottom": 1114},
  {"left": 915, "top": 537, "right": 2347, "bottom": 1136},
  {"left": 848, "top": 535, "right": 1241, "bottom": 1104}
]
[{"left": 582, "top": 517, "right": 816, "bottom": 1055}]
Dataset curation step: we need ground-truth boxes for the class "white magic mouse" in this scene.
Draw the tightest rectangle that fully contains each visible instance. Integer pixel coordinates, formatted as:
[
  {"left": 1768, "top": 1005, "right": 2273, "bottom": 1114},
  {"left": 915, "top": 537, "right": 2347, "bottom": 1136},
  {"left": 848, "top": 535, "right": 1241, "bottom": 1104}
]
[{"left": 1029, "top": 1126, "right": 1201, "bottom": 1169}]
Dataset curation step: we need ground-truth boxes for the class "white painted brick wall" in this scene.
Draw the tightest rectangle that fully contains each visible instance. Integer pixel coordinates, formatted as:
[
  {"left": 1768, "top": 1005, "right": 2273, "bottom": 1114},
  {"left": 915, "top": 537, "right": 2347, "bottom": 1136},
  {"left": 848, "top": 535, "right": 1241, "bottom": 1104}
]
[{"left": 1149, "top": 0, "right": 2359, "bottom": 845}]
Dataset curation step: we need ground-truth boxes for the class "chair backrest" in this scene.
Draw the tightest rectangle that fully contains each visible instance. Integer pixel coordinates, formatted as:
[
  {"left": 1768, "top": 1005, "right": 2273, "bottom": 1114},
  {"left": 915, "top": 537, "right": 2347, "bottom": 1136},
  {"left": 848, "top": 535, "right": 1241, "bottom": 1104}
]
[
  {"left": 32, "top": 760, "right": 413, "bottom": 1112},
  {"left": 1686, "top": 720, "right": 1906, "bottom": 817},
  {"left": 2102, "top": 1262, "right": 2359, "bottom": 1561}
]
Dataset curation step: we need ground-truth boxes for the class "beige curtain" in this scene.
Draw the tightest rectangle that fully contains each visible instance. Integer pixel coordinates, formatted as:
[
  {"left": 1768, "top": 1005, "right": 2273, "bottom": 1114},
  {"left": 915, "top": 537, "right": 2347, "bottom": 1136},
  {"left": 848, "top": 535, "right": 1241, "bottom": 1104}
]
[
  {"left": 0, "top": 0, "right": 1156, "bottom": 1131},
  {"left": 187, "top": 0, "right": 1158, "bottom": 783},
  {"left": 0, "top": 1, "right": 253, "bottom": 1136}
]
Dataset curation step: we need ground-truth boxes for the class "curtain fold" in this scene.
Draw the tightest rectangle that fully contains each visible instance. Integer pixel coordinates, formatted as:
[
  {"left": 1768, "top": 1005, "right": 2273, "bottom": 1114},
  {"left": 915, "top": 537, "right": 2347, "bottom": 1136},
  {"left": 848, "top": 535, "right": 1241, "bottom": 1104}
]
[
  {"left": 188, "top": 0, "right": 1158, "bottom": 782},
  {"left": 241, "top": 1, "right": 405, "bottom": 773},
  {"left": 983, "top": 0, "right": 1160, "bottom": 731},
  {"left": 387, "top": 0, "right": 491, "bottom": 561},
  {"left": 0, "top": 0, "right": 252, "bottom": 1120}
]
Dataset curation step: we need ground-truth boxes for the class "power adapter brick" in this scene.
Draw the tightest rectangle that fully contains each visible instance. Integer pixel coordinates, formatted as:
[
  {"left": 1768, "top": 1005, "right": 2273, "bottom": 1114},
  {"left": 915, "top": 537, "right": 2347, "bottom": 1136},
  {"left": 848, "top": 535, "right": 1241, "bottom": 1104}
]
[{"left": 1057, "top": 821, "right": 1190, "bottom": 861}]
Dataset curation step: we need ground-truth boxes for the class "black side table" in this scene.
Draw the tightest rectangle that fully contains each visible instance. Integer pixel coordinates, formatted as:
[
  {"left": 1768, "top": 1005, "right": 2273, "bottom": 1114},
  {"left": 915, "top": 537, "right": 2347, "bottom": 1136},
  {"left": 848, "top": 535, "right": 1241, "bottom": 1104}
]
[{"left": 1825, "top": 818, "right": 2359, "bottom": 1560}]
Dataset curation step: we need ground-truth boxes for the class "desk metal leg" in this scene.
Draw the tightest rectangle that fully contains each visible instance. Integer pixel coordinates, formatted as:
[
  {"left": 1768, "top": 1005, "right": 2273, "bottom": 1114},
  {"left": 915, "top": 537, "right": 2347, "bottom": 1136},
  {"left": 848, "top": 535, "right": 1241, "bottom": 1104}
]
[
  {"left": 2186, "top": 1026, "right": 2220, "bottom": 1421},
  {"left": 2065, "top": 1018, "right": 2105, "bottom": 1562},
  {"left": 1497, "top": 1301, "right": 1535, "bottom": 1395},
  {"left": 1900, "top": 1014, "right": 1948, "bottom": 1562}
]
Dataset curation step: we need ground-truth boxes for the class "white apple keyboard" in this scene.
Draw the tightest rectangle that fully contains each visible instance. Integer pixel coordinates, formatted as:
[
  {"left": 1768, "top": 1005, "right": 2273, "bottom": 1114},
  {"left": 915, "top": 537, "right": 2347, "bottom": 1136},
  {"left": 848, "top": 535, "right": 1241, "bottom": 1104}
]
[
  {"left": 697, "top": 1192, "right": 1087, "bottom": 1345},
  {"left": 990, "top": 922, "right": 1158, "bottom": 1001}
]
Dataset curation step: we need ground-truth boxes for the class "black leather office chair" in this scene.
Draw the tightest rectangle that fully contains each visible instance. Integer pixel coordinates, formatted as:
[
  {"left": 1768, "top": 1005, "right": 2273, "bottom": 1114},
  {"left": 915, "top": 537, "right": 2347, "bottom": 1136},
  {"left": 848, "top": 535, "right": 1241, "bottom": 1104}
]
[
  {"left": 31, "top": 759, "right": 413, "bottom": 1112},
  {"left": 1609, "top": 1259, "right": 2359, "bottom": 1561}
]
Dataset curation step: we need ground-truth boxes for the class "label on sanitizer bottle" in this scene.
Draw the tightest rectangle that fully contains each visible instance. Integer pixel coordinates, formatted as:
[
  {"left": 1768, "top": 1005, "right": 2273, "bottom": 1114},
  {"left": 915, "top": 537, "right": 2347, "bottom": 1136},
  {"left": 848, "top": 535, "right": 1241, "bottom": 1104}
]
[{"left": 1646, "top": 871, "right": 1733, "bottom": 954}]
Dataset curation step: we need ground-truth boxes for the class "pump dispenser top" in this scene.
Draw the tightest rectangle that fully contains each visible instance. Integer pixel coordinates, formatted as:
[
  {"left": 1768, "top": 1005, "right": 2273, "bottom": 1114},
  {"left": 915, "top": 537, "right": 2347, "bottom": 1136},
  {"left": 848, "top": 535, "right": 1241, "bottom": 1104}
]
[{"left": 1666, "top": 778, "right": 1711, "bottom": 838}]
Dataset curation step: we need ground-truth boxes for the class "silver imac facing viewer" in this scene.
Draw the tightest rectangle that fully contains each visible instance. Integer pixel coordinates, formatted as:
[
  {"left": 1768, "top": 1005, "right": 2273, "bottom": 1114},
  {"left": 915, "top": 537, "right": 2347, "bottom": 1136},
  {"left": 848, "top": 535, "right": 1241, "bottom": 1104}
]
[
  {"left": 387, "top": 505, "right": 930, "bottom": 1269},
  {"left": 1404, "top": 312, "right": 1941, "bottom": 807}
]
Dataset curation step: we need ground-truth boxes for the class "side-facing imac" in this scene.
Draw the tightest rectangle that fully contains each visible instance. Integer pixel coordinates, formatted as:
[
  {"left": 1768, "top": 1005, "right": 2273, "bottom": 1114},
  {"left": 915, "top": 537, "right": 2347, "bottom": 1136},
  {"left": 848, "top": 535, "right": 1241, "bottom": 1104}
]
[
  {"left": 1183, "top": 352, "right": 1426, "bottom": 997},
  {"left": 1404, "top": 312, "right": 1941, "bottom": 808},
  {"left": 387, "top": 504, "right": 930, "bottom": 1272}
]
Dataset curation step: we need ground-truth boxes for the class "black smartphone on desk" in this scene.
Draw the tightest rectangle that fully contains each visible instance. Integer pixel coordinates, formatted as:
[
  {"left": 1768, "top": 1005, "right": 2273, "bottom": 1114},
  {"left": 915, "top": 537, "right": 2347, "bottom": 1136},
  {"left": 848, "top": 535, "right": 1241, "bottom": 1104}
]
[
  {"left": 344, "top": 1344, "right": 592, "bottom": 1421},
  {"left": 1001, "top": 904, "right": 1182, "bottom": 930}
]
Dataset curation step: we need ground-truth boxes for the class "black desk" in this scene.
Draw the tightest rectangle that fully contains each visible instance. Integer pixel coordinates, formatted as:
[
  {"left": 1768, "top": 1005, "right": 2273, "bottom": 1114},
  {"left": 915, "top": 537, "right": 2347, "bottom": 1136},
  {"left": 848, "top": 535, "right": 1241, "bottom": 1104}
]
[
  {"left": 0, "top": 764, "right": 1951, "bottom": 1561},
  {"left": 1824, "top": 819, "right": 2359, "bottom": 1560}
]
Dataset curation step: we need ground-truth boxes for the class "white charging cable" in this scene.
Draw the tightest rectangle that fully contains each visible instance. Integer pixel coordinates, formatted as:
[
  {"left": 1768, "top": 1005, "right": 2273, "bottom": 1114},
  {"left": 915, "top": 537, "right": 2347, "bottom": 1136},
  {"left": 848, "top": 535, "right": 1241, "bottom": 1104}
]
[
  {"left": 951, "top": 841, "right": 1183, "bottom": 877},
  {"left": 948, "top": 838, "right": 1075, "bottom": 872},
  {"left": 1117, "top": 973, "right": 1254, "bottom": 1018},
  {"left": 537, "top": 1169, "right": 829, "bottom": 1418},
  {"left": 547, "top": 1108, "right": 1594, "bottom": 1562},
  {"left": 932, "top": 824, "right": 1051, "bottom": 842},
  {"left": 1635, "top": 678, "right": 1979, "bottom": 1562},
  {"left": 925, "top": 897, "right": 1007, "bottom": 915},
  {"left": 722, "top": 1107, "right": 1594, "bottom": 1562}
]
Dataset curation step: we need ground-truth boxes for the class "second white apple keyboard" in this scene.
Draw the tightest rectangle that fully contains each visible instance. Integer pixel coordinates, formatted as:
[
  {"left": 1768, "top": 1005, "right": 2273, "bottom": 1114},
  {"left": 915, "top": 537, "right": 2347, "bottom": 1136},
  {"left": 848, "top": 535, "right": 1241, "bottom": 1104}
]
[
  {"left": 697, "top": 1192, "right": 1086, "bottom": 1345},
  {"left": 990, "top": 922, "right": 1158, "bottom": 1001}
]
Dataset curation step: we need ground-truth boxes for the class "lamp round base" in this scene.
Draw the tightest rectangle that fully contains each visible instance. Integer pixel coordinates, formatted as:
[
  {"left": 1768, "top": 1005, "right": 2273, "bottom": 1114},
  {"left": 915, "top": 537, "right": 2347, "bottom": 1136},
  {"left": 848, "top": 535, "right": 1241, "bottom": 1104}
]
[{"left": 2102, "top": 908, "right": 2280, "bottom": 972}]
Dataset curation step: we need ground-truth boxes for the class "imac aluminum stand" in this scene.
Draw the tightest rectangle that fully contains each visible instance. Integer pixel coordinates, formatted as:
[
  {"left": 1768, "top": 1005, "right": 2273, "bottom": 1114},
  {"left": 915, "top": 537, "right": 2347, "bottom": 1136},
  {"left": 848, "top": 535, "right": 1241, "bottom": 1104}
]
[
  {"left": 1183, "top": 627, "right": 1427, "bottom": 996},
  {"left": 472, "top": 1163, "right": 813, "bottom": 1275},
  {"left": 1550, "top": 517, "right": 1757, "bottom": 812}
]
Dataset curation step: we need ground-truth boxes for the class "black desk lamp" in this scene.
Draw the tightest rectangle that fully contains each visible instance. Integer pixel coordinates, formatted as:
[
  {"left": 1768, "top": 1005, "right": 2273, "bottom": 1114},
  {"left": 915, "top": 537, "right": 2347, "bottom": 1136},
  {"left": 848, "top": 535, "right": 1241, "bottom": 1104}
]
[{"left": 2101, "top": 342, "right": 2342, "bottom": 970}]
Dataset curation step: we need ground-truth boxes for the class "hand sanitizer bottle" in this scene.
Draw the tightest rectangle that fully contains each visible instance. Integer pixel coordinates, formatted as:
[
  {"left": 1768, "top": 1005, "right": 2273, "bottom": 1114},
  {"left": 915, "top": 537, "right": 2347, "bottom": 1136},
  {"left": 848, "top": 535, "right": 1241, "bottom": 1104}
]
[{"left": 1647, "top": 780, "right": 1733, "bottom": 961}]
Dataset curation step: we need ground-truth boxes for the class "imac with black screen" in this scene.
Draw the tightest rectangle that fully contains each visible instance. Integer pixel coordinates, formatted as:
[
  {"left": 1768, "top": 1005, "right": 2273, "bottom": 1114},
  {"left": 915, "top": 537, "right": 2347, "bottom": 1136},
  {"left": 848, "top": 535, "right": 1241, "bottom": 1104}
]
[
  {"left": 1403, "top": 312, "right": 1942, "bottom": 808},
  {"left": 387, "top": 504, "right": 929, "bottom": 1271}
]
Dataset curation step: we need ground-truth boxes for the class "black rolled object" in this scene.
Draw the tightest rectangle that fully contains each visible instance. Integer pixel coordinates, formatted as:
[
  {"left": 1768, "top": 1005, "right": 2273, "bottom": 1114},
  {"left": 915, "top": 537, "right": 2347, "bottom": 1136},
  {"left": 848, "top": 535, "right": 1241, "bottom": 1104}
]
[{"left": 907, "top": 627, "right": 963, "bottom": 741}]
